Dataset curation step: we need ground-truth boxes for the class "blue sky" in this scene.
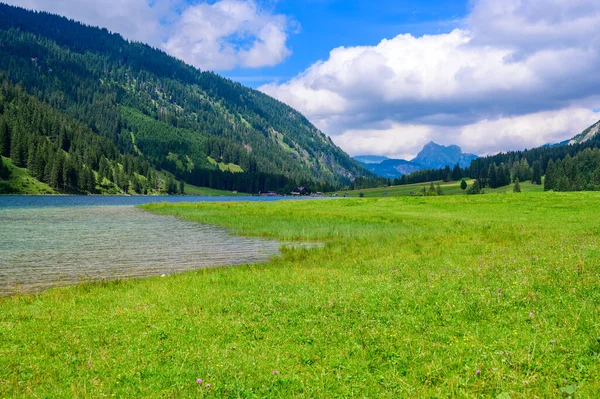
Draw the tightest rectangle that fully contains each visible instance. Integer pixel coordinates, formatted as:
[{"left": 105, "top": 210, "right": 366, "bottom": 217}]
[
  {"left": 226, "top": 0, "right": 469, "bottom": 87},
  {"left": 6, "top": 0, "right": 600, "bottom": 158}
]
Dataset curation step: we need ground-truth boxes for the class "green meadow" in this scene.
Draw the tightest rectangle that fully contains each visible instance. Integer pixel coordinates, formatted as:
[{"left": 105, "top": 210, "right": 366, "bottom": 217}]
[
  {"left": 1, "top": 193, "right": 599, "bottom": 397},
  {"left": 0, "top": 156, "right": 56, "bottom": 194},
  {"left": 338, "top": 179, "right": 544, "bottom": 197}
]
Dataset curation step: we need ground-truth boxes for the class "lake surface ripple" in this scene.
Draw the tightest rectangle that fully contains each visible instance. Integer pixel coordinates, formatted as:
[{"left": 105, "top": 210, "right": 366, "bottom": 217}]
[{"left": 0, "top": 201, "right": 282, "bottom": 296}]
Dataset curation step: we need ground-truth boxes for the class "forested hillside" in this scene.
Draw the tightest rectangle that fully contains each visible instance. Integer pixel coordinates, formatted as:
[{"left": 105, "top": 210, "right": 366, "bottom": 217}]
[{"left": 0, "top": 3, "right": 370, "bottom": 194}]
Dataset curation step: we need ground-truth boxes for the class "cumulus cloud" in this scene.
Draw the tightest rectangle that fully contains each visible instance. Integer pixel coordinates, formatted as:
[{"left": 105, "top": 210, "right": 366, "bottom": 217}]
[
  {"left": 5, "top": 0, "right": 295, "bottom": 70},
  {"left": 3, "top": 0, "right": 169, "bottom": 44},
  {"left": 457, "top": 108, "right": 600, "bottom": 155},
  {"left": 261, "top": 0, "right": 600, "bottom": 157},
  {"left": 334, "top": 123, "right": 433, "bottom": 160},
  {"left": 164, "top": 0, "right": 293, "bottom": 70}
]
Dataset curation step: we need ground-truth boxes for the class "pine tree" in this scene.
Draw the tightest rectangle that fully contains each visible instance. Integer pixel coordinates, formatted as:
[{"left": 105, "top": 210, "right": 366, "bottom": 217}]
[
  {"left": 460, "top": 179, "right": 467, "bottom": 191},
  {"left": 0, "top": 155, "right": 8, "bottom": 179},
  {"left": 443, "top": 165, "right": 452, "bottom": 182},
  {"left": 466, "top": 180, "right": 481, "bottom": 195},
  {"left": 426, "top": 182, "right": 437, "bottom": 196},
  {"left": 519, "top": 159, "right": 531, "bottom": 181},
  {"left": 532, "top": 160, "right": 542, "bottom": 185},
  {"left": 544, "top": 160, "right": 556, "bottom": 191},
  {"left": 9, "top": 129, "right": 23, "bottom": 166},
  {"left": 556, "top": 175, "right": 570, "bottom": 191},
  {"left": 179, "top": 180, "right": 185, "bottom": 195},
  {"left": 50, "top": 151, "right": 65, "bottom": 189},
  {"left": 513, "top": 177, "right": 521, "bottom": 193},
  {"left": 553, "top": 160, "right": 570, "bottom": 191},
  {"left": 0, "top": 117, "right": 10, "bottom": 157},
  {"left": 62, "top": 158, "right": 79, "bottom": 191},
  {"left": 498, "top": 163, "right": 511, "bottom": 186},
  {"left": 166, "top": 175, "right": 178, "bottom": 194},
  {"left": 469, "top": 159, "right": 480, "bottom": 179},
  {"left": 131, "top": 175, "right": 141, "bottom": 193},
  {"left": 452, "top": 163, "right": 462, "bottom": 181},
  {"left": 488, "top": 163, "right": 498, "bottom": 188},
  {"left": 436, "top": 182, "right": 443, "bottom": 195}
]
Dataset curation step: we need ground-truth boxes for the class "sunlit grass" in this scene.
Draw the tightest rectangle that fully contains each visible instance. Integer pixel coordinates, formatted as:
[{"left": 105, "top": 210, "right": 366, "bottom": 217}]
[
  {"left": 0, "top": 156, "right": 56, "bottom": 194},
  {"left": 338, "top": 179, "right": 544, "bottom": 197},
  {"left": 1, "top": 193, "right": 599, "bottom": 397}
]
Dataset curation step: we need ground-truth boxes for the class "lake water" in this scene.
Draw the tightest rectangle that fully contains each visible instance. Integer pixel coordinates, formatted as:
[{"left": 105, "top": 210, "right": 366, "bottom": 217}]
[{"left": 0, "top": 195, "right": 302, "bottom": 296}]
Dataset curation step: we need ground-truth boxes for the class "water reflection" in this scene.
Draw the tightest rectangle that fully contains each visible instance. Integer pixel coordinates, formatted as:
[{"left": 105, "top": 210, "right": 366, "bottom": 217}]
[{"left": 0, "top": 205, "right": 281, "bottom": 295}]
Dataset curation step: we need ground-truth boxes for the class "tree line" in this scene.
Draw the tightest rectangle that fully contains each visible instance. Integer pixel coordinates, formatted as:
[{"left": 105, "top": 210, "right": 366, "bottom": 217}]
[{"left": 392, "top": 132, "right": 600, "bottom": 193}]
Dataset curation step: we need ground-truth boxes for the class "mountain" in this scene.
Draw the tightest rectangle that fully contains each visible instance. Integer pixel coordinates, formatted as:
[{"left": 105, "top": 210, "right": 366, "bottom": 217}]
[
  {"left": 356, "top": 158, "right": 424, "bottom": 178},
  {"left": 411, "top": 142, "right": 478, "bottom": 170},
  {"left": 0, "top": 3, "right": 371, "bottom": 194},
  {"left": 569, "top": 120, "right": 600, "bottom": 145},
  {"left": 353, "top": 155, "right": 390, "bottom": 164},
  {"left": 354, "top": 142, "right": 478, "bottom": 178}
]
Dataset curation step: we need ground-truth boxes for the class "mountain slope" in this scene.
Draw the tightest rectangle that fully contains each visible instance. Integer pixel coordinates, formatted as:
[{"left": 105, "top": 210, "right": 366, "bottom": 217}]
[
  {"left": 0, "top": 3, "right": 371, "bottom": 193},
  {"left": 569, "top": 120, "right": 600, "bottom": 145},
  {"left": 354, "top": 142, "right": 478, "bottom": 178},
  {"left": 356, "top": 158, "right": 424, "bottom": 178},
  {"left": 353, "top": 155, "right": 390, "bottom": 164},
  {"left": 411, "top": 142, "right": 478, "bottom": 170}
]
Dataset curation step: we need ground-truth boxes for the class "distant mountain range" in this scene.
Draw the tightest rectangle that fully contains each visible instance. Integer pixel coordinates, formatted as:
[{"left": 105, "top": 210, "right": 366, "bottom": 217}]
[
  {"left": 354, "top": 142, "right": 479, "bottom": 178},
  {"left": 353, "top": 155, "right": 391, "bottom": 165}
]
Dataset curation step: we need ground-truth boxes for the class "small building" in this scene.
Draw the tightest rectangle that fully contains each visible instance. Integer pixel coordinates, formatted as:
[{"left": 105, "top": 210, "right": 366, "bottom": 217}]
[{"left": 291, "top": 187, "right": 308, "bottom": 196}]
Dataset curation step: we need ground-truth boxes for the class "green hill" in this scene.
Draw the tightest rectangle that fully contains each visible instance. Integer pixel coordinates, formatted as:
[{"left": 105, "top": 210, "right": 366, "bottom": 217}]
[{"left": 0, "top": 3, "right": 371, "bottom": 194}]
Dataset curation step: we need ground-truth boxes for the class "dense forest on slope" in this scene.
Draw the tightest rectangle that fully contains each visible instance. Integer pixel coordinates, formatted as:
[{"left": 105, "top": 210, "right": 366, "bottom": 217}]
[
  {"left": 0, "top": 76, "right": 160, "bottom": 194},
  {"left": 0, "top": 3, "right": 370, "bottom": 194}
]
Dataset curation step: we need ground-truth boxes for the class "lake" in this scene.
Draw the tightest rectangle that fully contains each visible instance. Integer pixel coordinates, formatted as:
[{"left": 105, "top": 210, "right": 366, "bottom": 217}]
[{"left": 0, "top": 195, "right": 305, "bottom": 296}]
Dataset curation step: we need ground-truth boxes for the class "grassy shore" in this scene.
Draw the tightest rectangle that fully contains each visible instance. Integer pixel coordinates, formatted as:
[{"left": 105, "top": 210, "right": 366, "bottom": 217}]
[{"left": 1, "top": 193, "right": 599, "bottom": 397}]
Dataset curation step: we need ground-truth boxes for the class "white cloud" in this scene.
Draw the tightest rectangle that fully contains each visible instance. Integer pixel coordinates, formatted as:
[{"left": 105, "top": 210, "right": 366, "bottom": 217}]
[
  {"left": 457, "top": 108, "right": 600, "bottom": 155},
  {"left": 162, "top": 0, "right": 294, "bottom": 70},
  {"left": 5, "top": 0, "right": 295, "bottom": 71},
  {"left": 261, "top": 0, "right": 600, "bottom": 157},
  {"left": 4, "top": 0, "right": 167, "bottom": 44},
  {"left": 327, "top": 108, "right": 599, "bottom": 159},
  {"left": 334, "top": 123, "right": 432, "bottom": 160}
]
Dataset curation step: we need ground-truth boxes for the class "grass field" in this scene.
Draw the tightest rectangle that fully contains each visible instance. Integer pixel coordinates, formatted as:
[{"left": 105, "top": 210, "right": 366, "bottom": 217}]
[
  {"left": 1, "top": 193, "right": 599, "bottom": 397},
  {"left": 338, "top": 179, "right": 544, "bottom": 197},
  {"left": 0, "top": 156, "right": 56, "bottom": 194}
]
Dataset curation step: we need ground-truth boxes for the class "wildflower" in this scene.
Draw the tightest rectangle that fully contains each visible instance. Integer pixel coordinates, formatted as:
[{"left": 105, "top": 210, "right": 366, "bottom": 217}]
[
  {"left": 551, "top": 339, "right": 556, "bottom": 343},
  {"left": 476, "top": 369, "right": 481, "bottom": 375},
  {"left": 206, "top": 383, "right": 211, "bottom": 388},
  {"left": 273, "top": 370, "right": 278, "bottom": 375},
  {"left": 196, "top": 379, "right": 202, "bottom": 384},
  {"left": 529, "top": 311, "right": 534, "bottom": 318}
]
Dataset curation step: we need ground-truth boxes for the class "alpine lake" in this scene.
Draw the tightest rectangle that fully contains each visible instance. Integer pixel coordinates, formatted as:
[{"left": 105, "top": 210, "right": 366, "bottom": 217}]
[{"left": 0, "top": 195, "right": 309, "bottom": 296}]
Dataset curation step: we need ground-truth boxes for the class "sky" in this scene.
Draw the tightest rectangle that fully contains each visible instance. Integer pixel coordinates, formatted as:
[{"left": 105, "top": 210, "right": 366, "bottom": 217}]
[{"left": 5, "top": 0, "right": 600, "bottom": 159}]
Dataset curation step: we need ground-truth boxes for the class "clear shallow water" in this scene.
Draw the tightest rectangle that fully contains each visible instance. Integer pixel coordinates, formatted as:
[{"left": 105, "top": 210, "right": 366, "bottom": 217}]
[
  {"left": 0, "top": 195, "right": 303, "bottom": 208},
  {"left": 0, "top": 196, "right": 296, "bottom": 296}
]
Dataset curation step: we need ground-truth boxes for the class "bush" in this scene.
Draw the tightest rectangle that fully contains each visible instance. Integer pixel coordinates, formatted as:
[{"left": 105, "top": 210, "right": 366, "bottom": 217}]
[{"left": 466, "top": 180, "right": 481, "bottom": 195}]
